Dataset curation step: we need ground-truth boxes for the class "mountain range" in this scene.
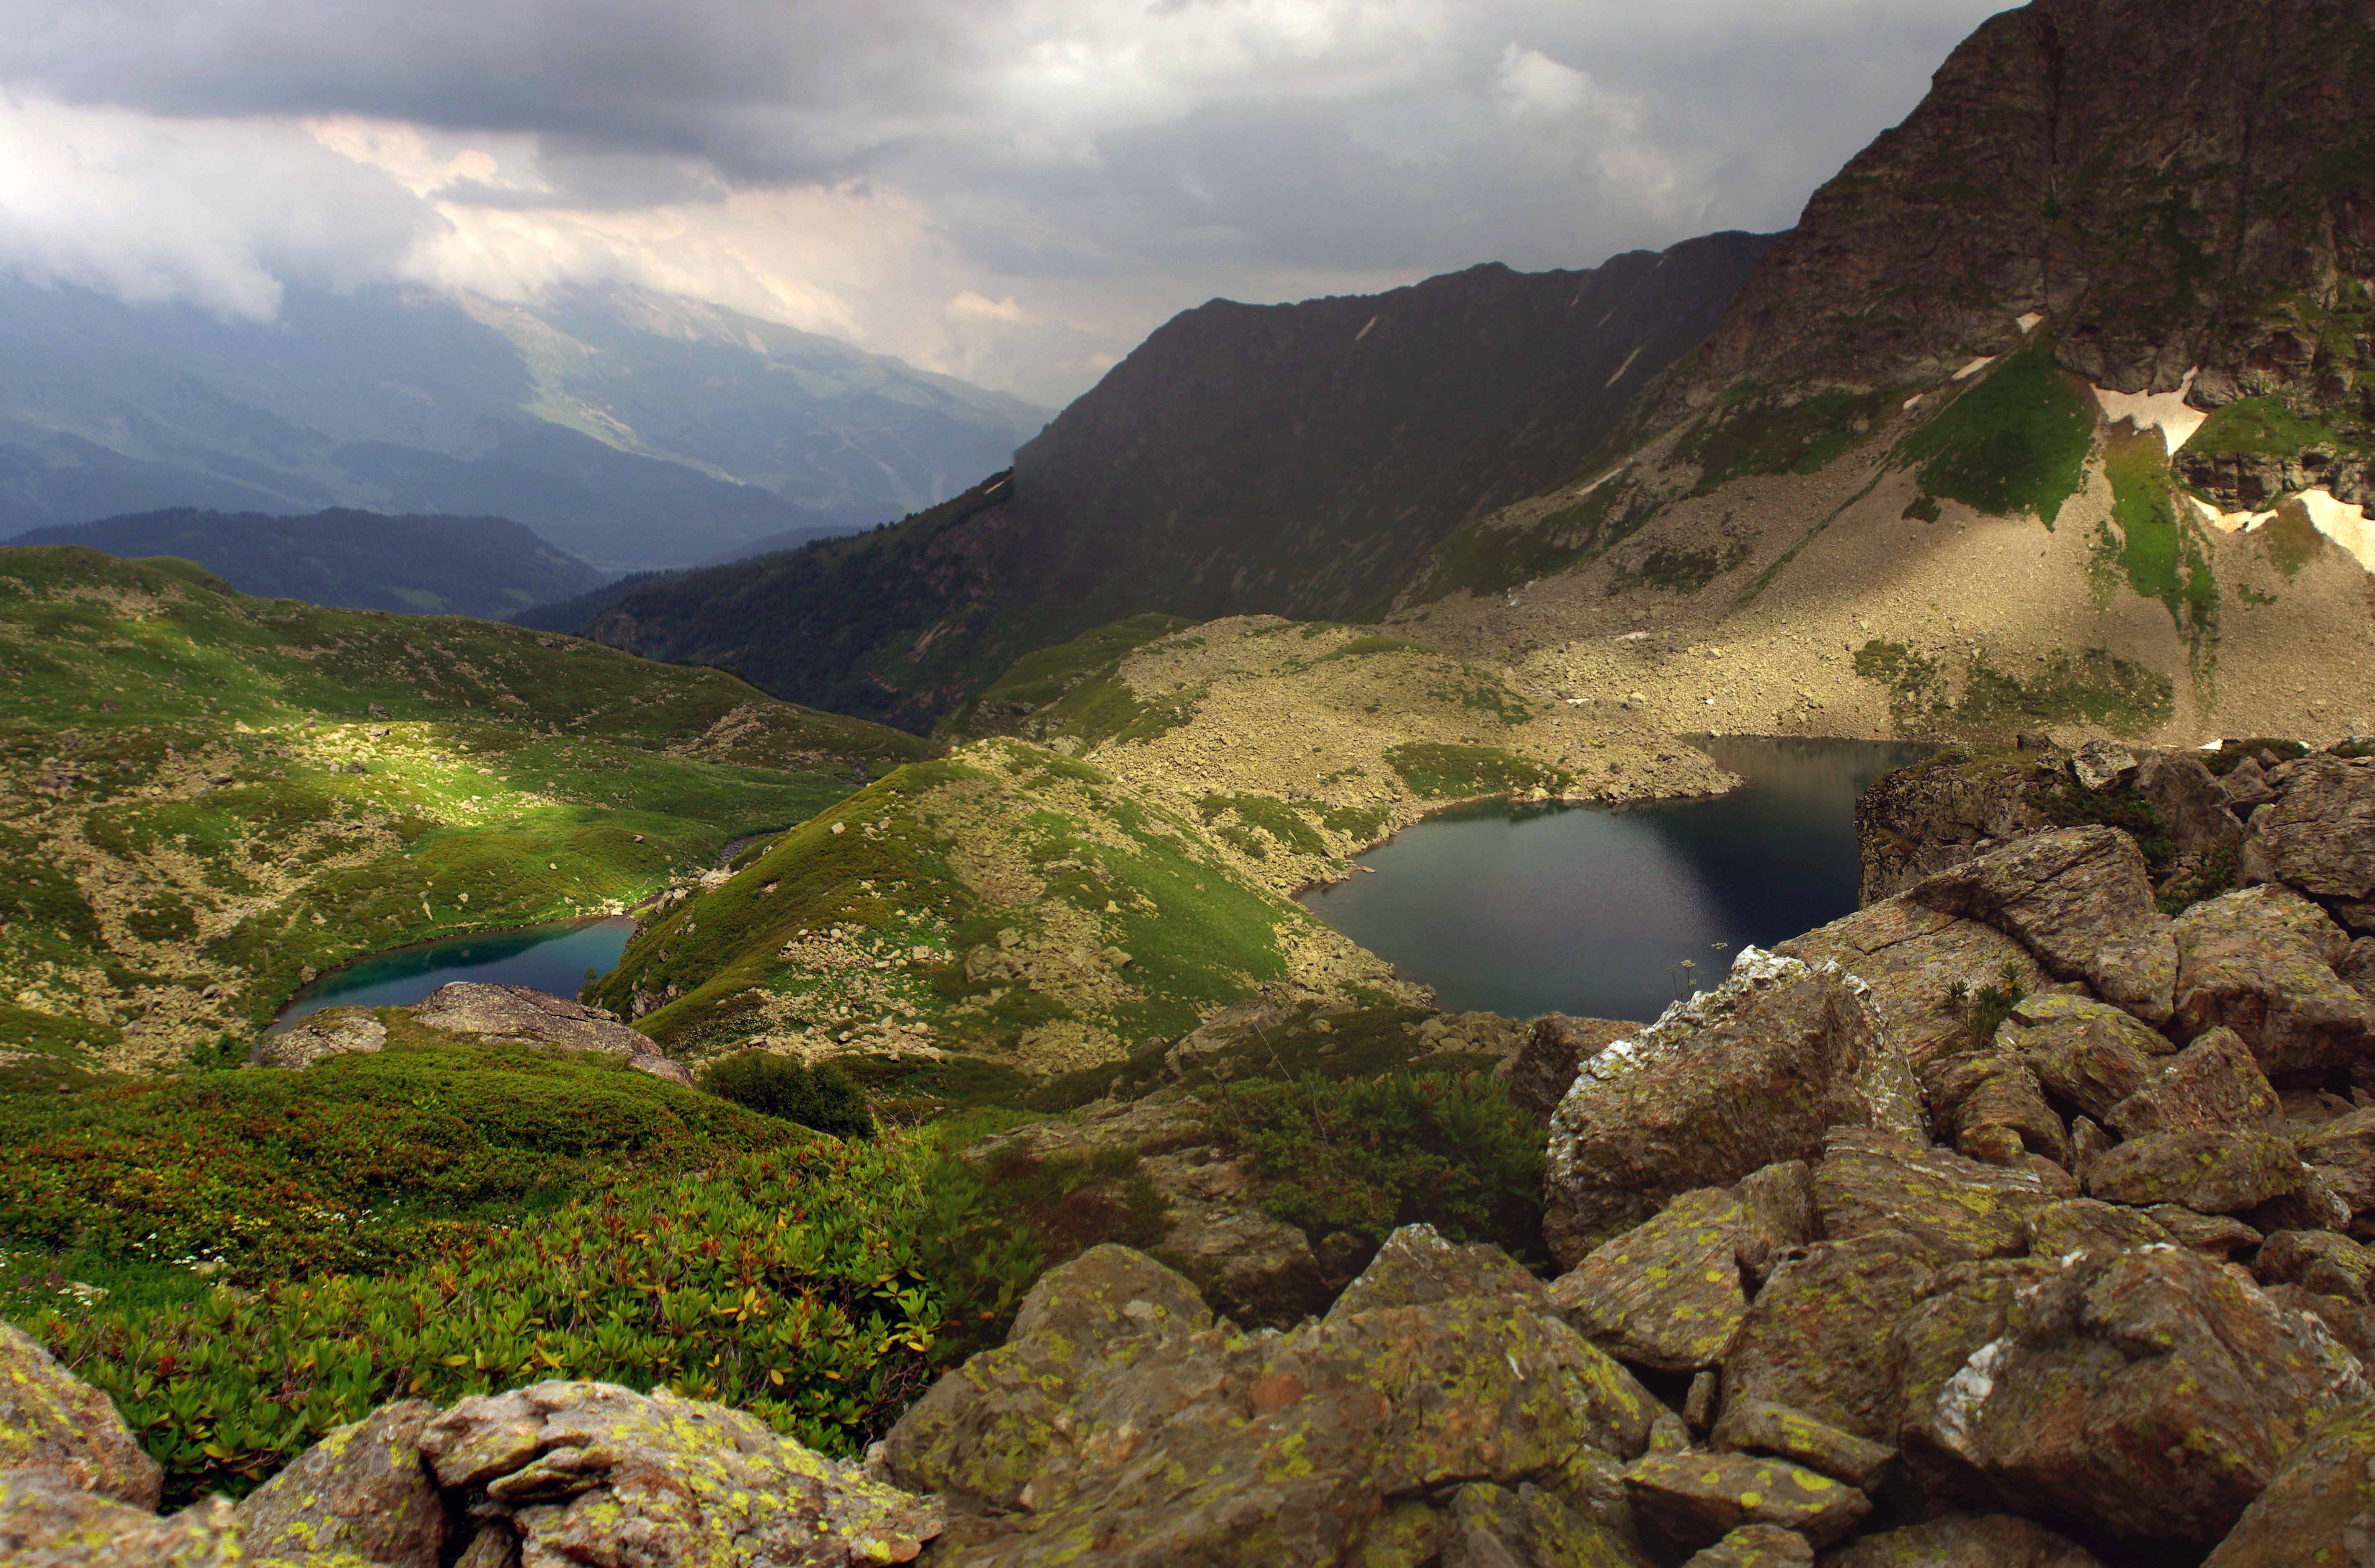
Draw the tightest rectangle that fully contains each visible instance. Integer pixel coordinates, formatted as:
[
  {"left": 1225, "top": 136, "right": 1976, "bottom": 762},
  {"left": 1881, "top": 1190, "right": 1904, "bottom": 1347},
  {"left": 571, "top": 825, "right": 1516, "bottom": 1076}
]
[
  {"left": 0, "top": 279, "right": 1047, "bottom": 571},
  {"left": 13, "top": 508, "right": 609, "bottom": 618},
  {"left": 552, "top": 0, "right": 2375, "bottom": 749}
]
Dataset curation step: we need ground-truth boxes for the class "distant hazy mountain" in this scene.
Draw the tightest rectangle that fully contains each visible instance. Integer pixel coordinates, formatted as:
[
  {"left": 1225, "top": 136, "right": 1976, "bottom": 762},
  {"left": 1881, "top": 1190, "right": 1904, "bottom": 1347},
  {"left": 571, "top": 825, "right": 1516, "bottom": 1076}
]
[
  {"left": 14, "top": 508, "right": 608, "bottom": 618},
  {"left": 567, "top": 237, "right": 1774, "bottom": 729},
  {"left": 0, "top": 279, "right": 1048, "bottom": 570}
]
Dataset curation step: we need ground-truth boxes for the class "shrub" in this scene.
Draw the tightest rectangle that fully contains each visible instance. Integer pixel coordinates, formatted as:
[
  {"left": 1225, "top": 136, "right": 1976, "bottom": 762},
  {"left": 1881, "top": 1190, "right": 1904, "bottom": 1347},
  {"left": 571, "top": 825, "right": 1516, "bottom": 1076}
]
[
  {"left": 21, "top": 1136, "right": 962, "bottom": 1506},
  {"left": 1213, "top": 1070, "right": 1547, "bottom": 1266},
  {"left": 699, "top": 1053, "right": 875, "bottom": 1140}
]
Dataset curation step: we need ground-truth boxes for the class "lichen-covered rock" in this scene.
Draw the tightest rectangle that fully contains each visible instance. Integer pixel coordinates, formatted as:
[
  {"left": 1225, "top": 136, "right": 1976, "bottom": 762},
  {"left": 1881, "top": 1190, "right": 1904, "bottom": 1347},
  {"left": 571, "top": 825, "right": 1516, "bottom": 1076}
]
[
  {"left": 0, "top": 1468, "right": 236, "bottom": 1568},
  {"left": 2262, "top": 1283, "right": 2375, "bottom": 1361},
  {"left": 0, "top": 1322, "right": 160, "bottom": 1508},
  {"left": 2200, "top": 1400, "right": 2375, "bottom": 1568},
  {"left": 1544, "top": 950, "right": 1916, "bottom": 1264},
  {"left": 1729, "top": 1162, "right": 1818, "bottom": 1287},
  {"left": 2135, "top": 752, "right": 2246, "bottom": 863},
  {"left": 2170, "top": 886, "right": 2375, "bottom": 1084},
  {"left": 232, "top": 1399, "right": 444, "bottom": 1567},
  {"left": 1909, "top": 827, "right": 2177, "bottom": 1025},
  {"left": 2008, "top": 998, "right": 2167, "bottom": 1120},
  {"left": 1821, "top": 1511, "right": 2104, "bottom": 1568},
  {"left": 1944, "top": 1060, "right": 2069, "bottom": 1166},
  {"left": 2102, "top": 1025, "right": 2279, "bottom": 1138},
  {"left": 1550, "top": 1189, "right": 1750, "bottom": 1373},
  {"left": 417, "top": 1380, "right": 940, "bottom": 1567},
  {"left": 1720, "top": 1231, "right": 1935, "bottom": 1443},
  {"left": 1329, "top": 1224, "right": 1545, "bottom": 1321},
  {"left": 2071, "top": 742, "right": 2138, "bottom": 793},
  {"left": 1497, "top": 1014, "right": 1637, "bottom": 1125},
  {"left": 2022, "top": 1198, "right": 2172, "bottom": 1259},
  {"left": 2255, "top": 1228, "right": 2375, "bottom": 1303},
  {"left": 1439, "top": 1480, "right": 1647, "bottom": 1568},
  {"left": 2237, "top": 753, "right": 2375, "bottom": 902},
  {"left": 1683, "top": 1523, "right": 1813, "bottom": 1568},
  {"left": 1812, "top": 1128, "right": 2055, "bottom": 1263},
  {"left": 405, "top": 983, "right": 689, "bottom": 1085},
  {"left": 2298, "top": 1105, "right": 2375, "bottom": 1218},
  {"left": 1622, "top": 1451, "right": 1871, "bottom": 1555},
  {"left": 1138, "top": 1148, "right": 1332, "bottom": 1325},
  {"left": 1711, "top": 1400, "right": 1893, "bottom": 1492},
  {"left": 2144, "top": 1205, "right": 2262, "bottom": 1257},
  {"left": 1893, "top": 1246, "right": 2367, "bottom": 1548},
  {"left": 2081, "top": 1129, "right": 2304, "bottom": 1213},
  {"left": 885, "top": 1243, "right": 1660, "bottom": 1566},
  {"left": 250, "top": 1007, "right": 387, "bottom": 1070},
  {"left": 1777, "top": 897, "right": 2048, "bottom": 1071}
]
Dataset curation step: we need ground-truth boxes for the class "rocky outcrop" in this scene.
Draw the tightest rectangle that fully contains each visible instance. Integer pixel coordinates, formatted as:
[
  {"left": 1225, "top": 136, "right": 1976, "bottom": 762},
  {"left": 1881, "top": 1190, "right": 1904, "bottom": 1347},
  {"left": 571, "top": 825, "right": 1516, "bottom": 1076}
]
[
  {"left": 0, "top": 1323, "right": 159, "bottom": 1509},
  {"left": 1543, "top": 949, "right": 1921, "bottom": 1264},
  {"left": 406, "top": 981, "right": 694, "bottom": 1085},
  {"left": 250, "top": 1008, "right": 387, "bottom": 1070},
  {"left": 2171, "top": 885, "right": 2375, "bottom": 1084},
  {"left": 232, "top": 1401, "right": 444, "bottom": 1566},
  {"left": 0, "top": 1468, "right": 236, "bottom": 1568},
  {"left": 1498, "top": 1013, "right": 1639, "bottom": 1124}
]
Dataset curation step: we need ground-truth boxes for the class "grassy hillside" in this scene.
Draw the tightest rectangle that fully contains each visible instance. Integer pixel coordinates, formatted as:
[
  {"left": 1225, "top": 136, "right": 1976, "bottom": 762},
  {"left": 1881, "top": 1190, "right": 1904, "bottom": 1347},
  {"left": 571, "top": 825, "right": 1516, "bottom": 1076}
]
[
  {"left": 0, "top": 546, "right": 931, "bottom": 1076},
  {"left": 13, "top": 507, "right": 610, "bottom": 618},
  {"left": 586, "top": 736, "right": 1413, "bottom": 1102}
]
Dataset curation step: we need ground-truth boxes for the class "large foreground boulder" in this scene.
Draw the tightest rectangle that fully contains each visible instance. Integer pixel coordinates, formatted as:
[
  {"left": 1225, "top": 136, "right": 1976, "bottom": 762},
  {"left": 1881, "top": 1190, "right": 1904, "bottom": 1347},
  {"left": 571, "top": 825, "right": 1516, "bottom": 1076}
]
[
  {"left": 0, "top": 1323, "right": 160, "bottom": 1509},
  {"left": 406, "top": 982, "right": 695, "bottom": 1085},
  {"left": 1777, "top": 897, "right": 2048, "bottom": 1072},
  {"left": 1543, "top": 950, "right": 1921, "bottom": 1264},
  {"left": 2200, "top": 1401, "right": 2375, "bottom": 1567},
  {"left": 250, "top": 1007, "right": 387, "bottom": 1070},
  {"left": 882, "top": 1241, "right": 1661, "bottom": 1566},
  {"left": 2238, "top": 753, "right": 2375, "bottom": 907},
  {"left": 0, "top": 1468, "right": 235, "bottom": 1568},
  {"left": 2169, "top": 885, "right": 2375, "bottom": 1084},
  {"left": 1908, "top": 827, "right": 2177, "bottom": 1025},
  {"left": 1893, "top": 1245, "right": 2368, "bottom": 1549}
]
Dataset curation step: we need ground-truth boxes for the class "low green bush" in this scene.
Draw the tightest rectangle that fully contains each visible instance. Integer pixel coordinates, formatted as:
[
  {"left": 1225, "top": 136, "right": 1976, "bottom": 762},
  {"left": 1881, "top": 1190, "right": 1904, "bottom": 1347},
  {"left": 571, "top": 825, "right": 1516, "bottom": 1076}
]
[
  {"left": 1213, "top": 1070, "right": 1547, "bottom": 1266},
  {"left": 21, "top": 1136, "right": 958, "bottom": 1506},
  {"left": 699, "top": 1052, "right": 875, "bottom": 1140}
]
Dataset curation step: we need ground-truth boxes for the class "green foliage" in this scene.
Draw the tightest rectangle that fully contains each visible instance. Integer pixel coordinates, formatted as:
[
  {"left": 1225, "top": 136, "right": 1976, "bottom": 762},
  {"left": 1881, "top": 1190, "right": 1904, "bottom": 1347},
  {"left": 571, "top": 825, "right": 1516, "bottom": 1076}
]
[
  {"left": 699, "top": 1052, "right": 875, "bottom": 1141},
  {"left": 1386, "top": 743, "right": 1572, "bottom": 800},
  {"left": 2188, "top": 396, "right": 2342, "bottom": 458},
  {"left": 2097, "top": 435, "right": 2218, "bottom": 649},
  {"left": 1198, "top": 794, "right": 1328, "bottom": 858},
  {"left": 1307, "top": 634, "right": 1420, "bottom": 663},
  {"left": 1214, "top": 1071, "right": 1547, "bottom": 1264},
  {"left": 1947, "top": 960, "right": 2028, "bottom": 1049},
  {"left": 1606, "top": 541, "right": 1750, "bottom": 595},
  {"left": 1852, "top": 641, "right": 2172, "bottom": 737},
  {"left": 21, "top": 1135, "right": 957, "bottom": 1505},
  {"left": 946, "top": 614, "right": 1195, "bottom": 737},
  {"left": 0, "top": 1036, "right": 799, "bottom": 1283},
  {"left": 2038, "top": 782, "right": 2172, "bottom": 866},
  {"left": 1411, "top": 480, "right": 1650, "bottom": 603},
  {"left": 1902, "top": 494, "right": 1942, "bottom": 523},
  {"left": 1675, "top": 387, "right": 1900, "bottom": 492},
  {"left": 1899, "top": 344, "right": 2094, "bottom": 523}
]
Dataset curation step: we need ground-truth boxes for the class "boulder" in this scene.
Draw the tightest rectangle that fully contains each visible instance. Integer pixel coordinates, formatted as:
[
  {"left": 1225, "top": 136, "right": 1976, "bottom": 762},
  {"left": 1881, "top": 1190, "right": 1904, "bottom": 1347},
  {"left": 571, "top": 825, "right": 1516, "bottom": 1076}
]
[
  {"left": 2134, "top": 752, "right": 2246, "bottom": 861},
  {"left": 2298, "top": 1105, "right": 2375, "bottom": 1218},
  {"left": 2261, "top": 1283, "right": 2375, "bottom": 1361},
  {"left": 2082, "top": 1129, "right": 2304, "bottom": 1213},
  {"left": 1622, "top": 1451, "right": 1871, "bottom": 1555},
  {"left": 418, "top": 1381, "right": 941, "bottom": 1567},
  {"left": 1730, "top": 1162, "right": 1818, "bottom": 1287},
  {"left": 884, "top": 1244, "right": 1661, "bottom": 1565},
  {"left": 2201, "top": 1401, "right": 2375, "bottom": 1568},
  {"left": 250, "top": 1008, "right": 387, "bottom": 1070},
  {"left": 405, "top": 983, "right": 688, "bottom": 1084},
  {"left": 0, "top": 1468, "right": 236, "bottom": 1568},
  {"left": 1439, "top": 1480, "right": 1646, "bottom": 1568},
  {"left": 1329, "top": 1223, "right": 1546, "bottom": 1320},
  {"left": 1720, "top": 1231, "right": 1936, "bottom": 1443},
  {"left": 1909, "top": 827, "right": 2177, "bottom": 1025},
  {"left": 1813, "top": 1129, "right": 2055, "bottom": 1263},
  {"left": 1777, "top": 897, "right": 2048, "bottom": 1071},
  {"left": 2071, "top": 741, "right": 2138, "bottom": 792},
  {"left": 0, "top": 1323, "right": 160, "bottom": 1508},
  {"left": 1711, "top": 1400, "right": 1894, "bottom": 1492},
  {"left": 2101, "top": 1025, "right": 2277, "bottom": 1138},
  {"left": 2222, "top": 757, "right": 2280, "bottom": 810},
  {"left": 2170, "top": 886, "right": 2375, "bottom": 1084},
  {"left": 2254, "top": 1229, "right": 2375, "bottom": 1303},
  {"left": 1162, "top": 999, "right": 1297, "bottom": 1077},
  {"left": 2246, "top": 1163, "right": 2354, "bottom": 1233},
  {"left": 232, "top": 1400, "right": 444, "bottom": 1567},
  {"left": 1893, "top": 1246, "right": 2367, "bottom": 1548},
  {"left": 2022, "top": 1197, "right": 2173, "bottom": 1259},
  {"left": 1821, "top": 1512, "right": 2104, "bottom": 1568},
  {"left": 1684, "top": 1525, "right": 1813, "bottom": 1567},
  {"left": 2237, "top": 752, "right": 2375, "bottom": 900},
  {"left": 1137, "top": 1148, "right": 1331, "bottom": 1325},
  {"left": 2145, "top": 1205, "right": 2262, "bottom": 1258},
  {"left": 1497, "top": 1014, "right": 1637, "bottom": 1124},
  {"left": 1942, "top": 1060, "right": 2069, "bottom": 1166},
  {"left": 2005, "top": 995, "right": 2171, "bottom": 1121},
  {"left": 1550, "top": 1189, "right": 1750, "bottom": 1373},
  {"left": 1544, "top": 950, "right": 1918, "bottom": 1264}
]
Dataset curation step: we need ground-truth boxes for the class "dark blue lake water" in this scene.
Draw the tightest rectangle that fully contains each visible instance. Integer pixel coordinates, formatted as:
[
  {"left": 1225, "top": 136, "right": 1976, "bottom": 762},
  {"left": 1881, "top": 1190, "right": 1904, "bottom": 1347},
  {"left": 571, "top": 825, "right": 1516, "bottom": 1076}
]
[
  {"left": 1297, "top": 737, "right": 1929, "bottom": 1024},
  {"left": 268, "top": 916, "right": 637, "bottom": 1030}
]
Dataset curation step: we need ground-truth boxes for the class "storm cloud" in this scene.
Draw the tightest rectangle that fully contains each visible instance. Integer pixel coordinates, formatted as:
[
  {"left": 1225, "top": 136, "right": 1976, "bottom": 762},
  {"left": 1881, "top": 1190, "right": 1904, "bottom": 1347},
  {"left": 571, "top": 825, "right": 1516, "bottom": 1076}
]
[{"left": 0, "top": 0, "right": 2011, "bottom": 402}]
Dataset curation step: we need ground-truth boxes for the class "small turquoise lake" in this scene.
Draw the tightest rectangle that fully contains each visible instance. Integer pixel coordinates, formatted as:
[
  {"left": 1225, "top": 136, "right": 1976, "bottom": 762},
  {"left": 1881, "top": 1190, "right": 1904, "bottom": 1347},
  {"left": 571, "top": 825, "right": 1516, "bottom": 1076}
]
[
  {"left": 269, "top": 916, "right": 637, "bottom": 1031},
  {"left": 1297, "top": 737, "right": 1928, "bottom": 1024}
]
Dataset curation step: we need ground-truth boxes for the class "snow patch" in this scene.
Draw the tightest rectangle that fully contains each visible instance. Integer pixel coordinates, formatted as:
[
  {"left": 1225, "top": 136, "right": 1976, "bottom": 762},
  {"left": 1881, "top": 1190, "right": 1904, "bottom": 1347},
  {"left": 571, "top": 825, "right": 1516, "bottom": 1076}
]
[
  {"left": 1902, "top": 394, "right": 1924, "bottom": 413},
  {"left": 2187, "top": 489, "right": 2375, "bottom": 574},
  {"left": 2092, "top": 369, "right": 2207, "bottom": 456},
  {"left": 2016, "top": 312, "right": 2045, "bottom": 335},
  {"left": 1355, "top": 316, "right": 1379, "bottom": 342},
  {"left": 1604, "top": 345, "right": 1643, "bottom": 388},
  {"left": 1953, "top": 356, "right": 1997, "bottom": 382}
]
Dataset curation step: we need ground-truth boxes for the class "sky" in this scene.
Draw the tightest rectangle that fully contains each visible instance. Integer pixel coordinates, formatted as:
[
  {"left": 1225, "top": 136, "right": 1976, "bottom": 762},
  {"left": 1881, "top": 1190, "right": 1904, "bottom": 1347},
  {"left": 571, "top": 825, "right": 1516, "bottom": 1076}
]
[{"left": 0, "top": 0, "right": 2012, "bottom": 407}]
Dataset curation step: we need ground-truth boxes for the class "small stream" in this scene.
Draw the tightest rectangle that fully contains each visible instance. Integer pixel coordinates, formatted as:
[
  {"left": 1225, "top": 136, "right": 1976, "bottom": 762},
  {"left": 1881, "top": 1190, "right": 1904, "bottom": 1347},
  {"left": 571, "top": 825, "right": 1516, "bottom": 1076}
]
[
  {"left": 268, "top": 915, "right": 637, "bottom": 1032},
  {"left": 1297, "top": 737, "right": 1930, "bottom": 1024}
]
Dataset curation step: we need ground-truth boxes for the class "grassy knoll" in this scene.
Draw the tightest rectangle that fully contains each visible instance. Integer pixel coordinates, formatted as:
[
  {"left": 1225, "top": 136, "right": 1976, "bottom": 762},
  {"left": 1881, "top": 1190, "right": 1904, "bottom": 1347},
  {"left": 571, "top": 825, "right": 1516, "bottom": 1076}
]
[
  {"left": 1899, "top": 341, "right": 2096, "bottom": 523},
  {"left": 586, "top": 738, "right": 1402, "bottom": 1095},
  {"left": 0, "top": 546, "right": 928, "bottom": 1073}
]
